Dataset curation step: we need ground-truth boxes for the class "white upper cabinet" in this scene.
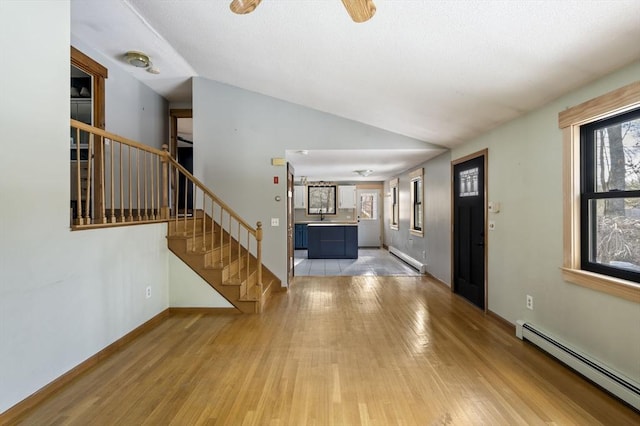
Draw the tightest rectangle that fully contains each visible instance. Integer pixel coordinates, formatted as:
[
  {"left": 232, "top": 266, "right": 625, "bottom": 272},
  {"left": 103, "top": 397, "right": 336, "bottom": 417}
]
[
  {"left": 338, "top": 185, "right": 357, "bottom": 209},
  {"left": 294, "top": 185, "right": 306, "bottom": 209}
]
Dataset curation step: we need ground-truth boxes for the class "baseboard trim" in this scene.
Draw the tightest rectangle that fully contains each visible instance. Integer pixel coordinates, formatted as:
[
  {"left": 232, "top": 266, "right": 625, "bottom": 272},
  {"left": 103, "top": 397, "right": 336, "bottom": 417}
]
[
  {"left": 0, "top": 309, "right": 170, "bottom": 424},
  {"left": 424, "top": 272, "right": 451, "bottom": 290},
  {"left": 487, "top": 310, "right": 516, "bottom": 334},
  {"left": 168, "top": 307, "right": 241, "bottom": 315}
]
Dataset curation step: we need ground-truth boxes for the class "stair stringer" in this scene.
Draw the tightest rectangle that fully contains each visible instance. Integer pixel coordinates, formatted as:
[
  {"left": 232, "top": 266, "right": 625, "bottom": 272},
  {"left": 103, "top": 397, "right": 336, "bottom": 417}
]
[{"left": 167, "top": 229, "right": 283, "bottom": 313}]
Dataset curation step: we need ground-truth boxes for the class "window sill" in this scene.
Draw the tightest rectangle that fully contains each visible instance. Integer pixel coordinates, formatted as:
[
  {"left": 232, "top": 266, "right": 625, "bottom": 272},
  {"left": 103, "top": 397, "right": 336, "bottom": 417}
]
[
  {"left": 561, "top": 267, "right": 640, "bottom": 303},
  {"left": 390, "top": 225, "right": 398, "bottom": 231},
  {"left": 410, "top": 229, "right": 424, "bottom": 237}
]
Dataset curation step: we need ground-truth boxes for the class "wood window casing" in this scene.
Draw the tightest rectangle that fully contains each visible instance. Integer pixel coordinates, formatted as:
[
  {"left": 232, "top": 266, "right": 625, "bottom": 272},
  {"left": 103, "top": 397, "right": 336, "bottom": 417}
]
[
  {"left": 390, "top": 178, "right": 399, "bottom": 230},
  {"left": 409, "top": 168, "right": 424, "bottom": 237},
  {"left": 71, "top": 47, "right": 106, "bottom": 129},
  {"left": 70, "top": 47, "right": 107, "bottom": 224},
  {"left": 558, "top": 81, "right": 640, "bottom": 303}
]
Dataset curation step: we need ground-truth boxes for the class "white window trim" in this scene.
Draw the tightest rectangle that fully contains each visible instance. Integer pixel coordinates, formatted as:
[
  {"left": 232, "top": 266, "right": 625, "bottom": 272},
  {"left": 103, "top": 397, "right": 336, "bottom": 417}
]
[{"left": 559, "top": 81, "right": 640, "bottom": 303}]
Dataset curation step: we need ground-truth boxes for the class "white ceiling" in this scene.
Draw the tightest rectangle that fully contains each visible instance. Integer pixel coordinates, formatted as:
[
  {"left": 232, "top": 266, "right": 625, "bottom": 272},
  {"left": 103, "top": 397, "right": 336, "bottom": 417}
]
[
  {"left": 285, "top": 148, "right": 445, "bottom": 182},
  {"left": 71, "top": 0, "right": 640, "bottom": 181}
]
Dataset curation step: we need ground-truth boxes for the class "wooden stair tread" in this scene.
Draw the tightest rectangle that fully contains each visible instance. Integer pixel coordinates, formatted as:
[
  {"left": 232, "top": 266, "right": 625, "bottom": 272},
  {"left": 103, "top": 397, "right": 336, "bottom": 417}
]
[
  {"left": 238, "top": 285, "right": 260, "bottom": 301},
  {"left": 167, "top": 214, "right": 282, "bottom": 313}
]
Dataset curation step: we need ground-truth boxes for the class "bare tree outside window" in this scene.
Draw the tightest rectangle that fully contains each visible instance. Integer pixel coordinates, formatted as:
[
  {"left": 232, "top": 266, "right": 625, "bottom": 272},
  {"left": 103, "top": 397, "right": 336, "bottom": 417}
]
[{"left": 591, "top": 116, "right": 640, "bottom": 272}]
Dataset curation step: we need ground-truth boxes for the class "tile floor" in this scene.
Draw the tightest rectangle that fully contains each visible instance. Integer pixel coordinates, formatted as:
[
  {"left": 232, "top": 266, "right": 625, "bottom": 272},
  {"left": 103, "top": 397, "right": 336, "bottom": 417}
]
[{"left": 294, "top": 248, "right": 422, "bottom": 276}]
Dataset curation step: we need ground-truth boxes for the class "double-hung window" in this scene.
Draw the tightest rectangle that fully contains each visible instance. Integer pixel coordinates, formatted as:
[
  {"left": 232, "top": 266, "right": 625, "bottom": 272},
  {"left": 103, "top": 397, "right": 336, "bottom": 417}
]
[
  {"left": 559, "top": 81, "right": 640, "bottom": 302},
  {"left": 390, "top": 178, "right": 399, "bottom": 230},
  {"left": 580, "top": 109, "right": 640, "bottom": 282},
  {"left": 410, "top": 168, "right": 424, "bottom": 236}
]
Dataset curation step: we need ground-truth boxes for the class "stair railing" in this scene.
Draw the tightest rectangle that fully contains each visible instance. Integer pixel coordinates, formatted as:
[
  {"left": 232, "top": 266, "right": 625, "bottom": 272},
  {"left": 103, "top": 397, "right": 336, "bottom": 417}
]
[
  {"left": 165, "top": 150, "right": 263, "bottom": 293},
  {"left": 70, "top": 119, "right": 167, "bottom": 226},
  {"left": 70, "top": 119, "right": 263, "bottom": 295}
]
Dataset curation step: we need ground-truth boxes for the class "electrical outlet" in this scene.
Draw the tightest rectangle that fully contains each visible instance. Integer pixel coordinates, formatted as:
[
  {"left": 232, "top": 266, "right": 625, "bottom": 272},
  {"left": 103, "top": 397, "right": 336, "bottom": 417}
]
[
  {"left": 146, "top": 286, "right": 151, "bottom": 299},
  {"left": 526, "top": 295, "right": 533, "bottom": 310},
  {"left": 271, "top": 218, "right": 279, "bottom": 227}
]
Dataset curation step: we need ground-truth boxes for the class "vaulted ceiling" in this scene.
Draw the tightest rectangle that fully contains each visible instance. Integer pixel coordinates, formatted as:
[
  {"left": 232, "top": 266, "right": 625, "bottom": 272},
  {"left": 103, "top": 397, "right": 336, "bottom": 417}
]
[{"left": 71, "top": 0, "right": 640, "bottom": 180}]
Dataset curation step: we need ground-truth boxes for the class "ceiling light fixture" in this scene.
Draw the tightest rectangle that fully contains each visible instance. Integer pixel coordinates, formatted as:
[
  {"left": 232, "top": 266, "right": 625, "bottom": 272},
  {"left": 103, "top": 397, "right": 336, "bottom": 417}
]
[
  {"left": 125, "top": 51, "right": 150, "bottom": 68},
  {"left": 125, "top": 51, "right": 160, "bottom": 74},
  {"left": 354, "top": 169, "right": 374, "bottom": 177}
]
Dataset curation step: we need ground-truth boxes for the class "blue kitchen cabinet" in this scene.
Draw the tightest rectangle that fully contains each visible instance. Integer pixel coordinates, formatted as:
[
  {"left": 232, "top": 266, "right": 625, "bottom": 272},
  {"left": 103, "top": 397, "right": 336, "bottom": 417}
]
[
  {"left": 294, "top": 224, "right": 308, "bottom": 249},
  {"left": 307, "top": 224, "right": 358, "bottom": 259}
]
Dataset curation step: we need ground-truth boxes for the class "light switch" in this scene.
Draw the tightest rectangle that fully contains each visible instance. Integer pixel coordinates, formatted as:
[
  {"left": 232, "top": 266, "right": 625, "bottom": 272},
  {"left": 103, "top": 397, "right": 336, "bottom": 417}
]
[{"left": 271, "top": 218, "right": 279, "bottom": 227}]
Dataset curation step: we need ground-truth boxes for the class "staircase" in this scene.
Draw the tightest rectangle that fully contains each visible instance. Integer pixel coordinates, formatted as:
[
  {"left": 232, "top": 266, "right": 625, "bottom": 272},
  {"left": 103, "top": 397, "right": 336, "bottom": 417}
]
[
  {"left": 167, "top": 212, "right": 281, "bottom": 313},
  {"left": 69, "top": 119, "right": 282, "bottom": 313}
]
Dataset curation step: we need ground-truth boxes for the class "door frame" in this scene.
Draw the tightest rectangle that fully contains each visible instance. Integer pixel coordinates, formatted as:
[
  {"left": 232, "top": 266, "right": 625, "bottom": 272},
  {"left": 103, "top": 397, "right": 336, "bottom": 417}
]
[
  {"left": 356, "top": 183, "right": 383, "bottom": 248},
  {"left": 287, "top": 163, "right": 295, "bottom": 286},
  {"left": 451, "top": 149, "right": 488, "bottom": 312},
  {"left": 169, "top": 109, "right": 192, "bottom": 214},
  {"left": 170, "top": 109, "right": 192, "bottom": 160}
]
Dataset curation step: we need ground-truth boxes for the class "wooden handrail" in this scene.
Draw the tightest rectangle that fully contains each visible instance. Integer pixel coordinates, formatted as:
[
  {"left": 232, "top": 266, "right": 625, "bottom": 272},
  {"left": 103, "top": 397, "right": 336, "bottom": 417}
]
[
  {"left": 69, "top": 120, "right": 258, "bottom": 235},
  {"left": 71, "top": 119, "right": 165, "bottom": 156},
  {"left": 165, "top": 156, "right": 257, "bottom": 235},
  {"left": 70, "top": 120, "right": 264, "bottom": 307}
]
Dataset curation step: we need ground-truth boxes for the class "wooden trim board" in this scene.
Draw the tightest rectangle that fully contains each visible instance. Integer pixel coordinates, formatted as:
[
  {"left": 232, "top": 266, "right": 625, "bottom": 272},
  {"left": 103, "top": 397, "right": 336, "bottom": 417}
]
[
  {"left": 0, "top": 310, "right": 170, "bottom": 424},
  {"left": 168, "top": 307, "right": 241, "bottom": 315}
]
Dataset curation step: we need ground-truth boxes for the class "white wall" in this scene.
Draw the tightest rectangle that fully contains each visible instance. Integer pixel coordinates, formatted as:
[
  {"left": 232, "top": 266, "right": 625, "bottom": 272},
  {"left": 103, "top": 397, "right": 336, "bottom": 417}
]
[
  {"left": 0, "top": 2, "right": 170, "bottom": 413},
  {"left": 70, "top": 39, "right": 168, "bottom": 148},
  {"left": 168, "top": 253, "right": 233, "bottom": 308},
  {"left": 192, "top": 77, "right": 443, "bottom": 284},
  {"left": 451, "top": 61, "right": 640, "bottom": 381},
  {"left": 384, "top": 152, "right": 452, "bottom": 285}
]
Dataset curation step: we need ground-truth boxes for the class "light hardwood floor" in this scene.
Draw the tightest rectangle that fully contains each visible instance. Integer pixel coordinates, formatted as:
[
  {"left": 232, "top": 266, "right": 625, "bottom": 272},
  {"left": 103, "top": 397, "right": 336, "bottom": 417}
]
[{"left": 10, "top": 276, "right": 639, "bottom": 425}]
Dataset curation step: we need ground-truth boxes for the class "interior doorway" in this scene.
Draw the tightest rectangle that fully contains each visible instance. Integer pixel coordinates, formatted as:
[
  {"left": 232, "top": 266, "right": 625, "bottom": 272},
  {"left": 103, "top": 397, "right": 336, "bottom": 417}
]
[
  {"left": 452, "top": 150, "right": 487, "bottom": 310},
  {"left": 287, "top": 163, "right": 295, "bottom": 285},
  {"left": 170, "top": 109, "right": 193, "bottom": 213}
]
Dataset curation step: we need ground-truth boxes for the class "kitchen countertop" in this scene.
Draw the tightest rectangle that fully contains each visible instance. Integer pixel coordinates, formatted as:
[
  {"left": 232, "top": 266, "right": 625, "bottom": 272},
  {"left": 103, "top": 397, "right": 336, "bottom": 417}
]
[
  {"left": 295, "top": 221, "right": 356, "bottom": 224},
  {"left": 306, "top": 222, "right": 358, "bottom": 226}
]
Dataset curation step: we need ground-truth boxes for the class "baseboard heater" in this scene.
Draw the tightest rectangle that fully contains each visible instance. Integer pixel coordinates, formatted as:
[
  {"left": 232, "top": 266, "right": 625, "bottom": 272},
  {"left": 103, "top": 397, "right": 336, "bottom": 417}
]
[
  {"left": 388, "top": 246, "right": 426, "bottom": 273},
  {"left": 516, "top": 321, "right": 640, "bottom": 410}
]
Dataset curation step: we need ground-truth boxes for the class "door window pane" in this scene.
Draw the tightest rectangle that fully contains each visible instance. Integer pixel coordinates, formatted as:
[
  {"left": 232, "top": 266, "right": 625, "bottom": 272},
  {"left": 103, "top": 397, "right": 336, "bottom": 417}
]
[
  {"left": 359, "top": 193, "right": 377, "bottom": 220},
  {"left": 459, "top": 167, "right": 479, "bottom": 197}
]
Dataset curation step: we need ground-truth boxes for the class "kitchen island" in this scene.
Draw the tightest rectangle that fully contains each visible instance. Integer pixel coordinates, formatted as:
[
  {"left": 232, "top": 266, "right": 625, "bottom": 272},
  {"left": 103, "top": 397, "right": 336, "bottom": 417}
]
[{"left": 307, "top": 223, "right": 358, "bottom": 259}]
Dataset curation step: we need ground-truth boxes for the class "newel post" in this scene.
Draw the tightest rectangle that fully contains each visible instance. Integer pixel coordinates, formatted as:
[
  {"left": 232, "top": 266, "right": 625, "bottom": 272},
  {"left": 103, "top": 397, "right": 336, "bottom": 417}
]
[
  {"left": 160, "top": 144, "right": 170, "bottom": 220},
  {"left": 256, "top": 221, "right": 263, "bottom": 294}
]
